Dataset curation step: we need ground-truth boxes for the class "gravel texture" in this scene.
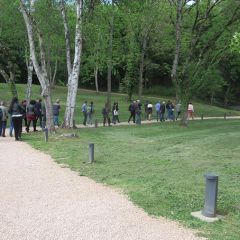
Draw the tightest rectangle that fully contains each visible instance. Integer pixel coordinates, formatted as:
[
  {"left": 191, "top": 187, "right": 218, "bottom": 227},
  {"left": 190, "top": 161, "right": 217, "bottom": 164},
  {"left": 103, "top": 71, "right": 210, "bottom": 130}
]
[{"left": 0, "top": 137, "right": 205, "bottom": 240}]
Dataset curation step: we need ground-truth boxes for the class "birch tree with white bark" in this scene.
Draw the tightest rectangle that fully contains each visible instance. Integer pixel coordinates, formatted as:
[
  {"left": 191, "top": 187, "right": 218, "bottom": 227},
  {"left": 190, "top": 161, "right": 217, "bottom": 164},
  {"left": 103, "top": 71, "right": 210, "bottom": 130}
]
[
  {"left": 19, "top": 0, "right": 55, "bottom": 132},
  {"left": 60, "top": 0, "right": 83, "bottom": 128}
]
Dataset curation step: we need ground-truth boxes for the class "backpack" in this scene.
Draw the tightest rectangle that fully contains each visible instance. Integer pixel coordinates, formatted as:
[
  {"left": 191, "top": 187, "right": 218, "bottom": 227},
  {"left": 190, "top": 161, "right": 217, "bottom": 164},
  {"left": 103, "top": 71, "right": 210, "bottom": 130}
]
[{"left": 0, "top": 108, "right": 3, "bottom": 120}]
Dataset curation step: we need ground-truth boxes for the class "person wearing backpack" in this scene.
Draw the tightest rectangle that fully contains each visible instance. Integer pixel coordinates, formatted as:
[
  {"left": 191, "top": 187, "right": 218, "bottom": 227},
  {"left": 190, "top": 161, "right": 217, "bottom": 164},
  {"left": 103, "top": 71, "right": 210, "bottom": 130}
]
[
  {"left": 0, "top": 101, "right": 8, "bottom": 137},
  {"left": 8, "top": 97, "right": 24, "bottom": 141},
  {"left": 26, "top": 100, "right": 37, "bottom": 132},
  {"left": 128, "top": 101, "right": 135, "bottom": 123}
]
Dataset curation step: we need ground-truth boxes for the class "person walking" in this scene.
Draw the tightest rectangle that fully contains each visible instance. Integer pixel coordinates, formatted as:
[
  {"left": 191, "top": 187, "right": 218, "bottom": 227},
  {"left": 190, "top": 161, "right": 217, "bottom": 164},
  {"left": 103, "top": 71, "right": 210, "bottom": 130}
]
[
  {"left": 112, "top": 102, "right": 120, "bottom": 124},
  {"left": 128, "top": 101, "right": 135, "bottom": 123},
  {"left": 188, "top": 102, "right": 194, "bottom": 120},
  {"left": 53, "top": 99, "right": 61, "bottom": 126},
  {"left": 155, "top": 101, "right": 161, "bottom": 122},
  {"left": 0, "top": 101, "right": 8, "bottom": 137},
  {"left": 26, "top": 100, "right": 37, "bottom": 132},
  {"left": 8, "top": 97, "right": 24, "bottom": 141},
  {"left": 86, "top": 101, "right": 94, "bottom": 125},
  {"left": 102, "top": 103, "right": 111, "bottom": 127},
  {"left": 82, "top": 101, "right": 87, "bottom": 126}
]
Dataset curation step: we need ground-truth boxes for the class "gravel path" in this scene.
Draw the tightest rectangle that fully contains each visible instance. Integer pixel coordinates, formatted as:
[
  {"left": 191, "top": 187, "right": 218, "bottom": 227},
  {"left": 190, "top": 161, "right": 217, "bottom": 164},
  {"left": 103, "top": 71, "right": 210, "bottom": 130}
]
[{"left": 0, "top": 137, "right": 205, "bottom": 240}]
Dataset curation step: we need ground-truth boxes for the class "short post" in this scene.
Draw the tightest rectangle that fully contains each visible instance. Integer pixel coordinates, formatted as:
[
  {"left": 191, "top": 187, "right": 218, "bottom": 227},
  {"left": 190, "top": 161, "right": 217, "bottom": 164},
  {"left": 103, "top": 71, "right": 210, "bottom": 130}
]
[
  {"left": 202, "top": 173, "right": 218, "bottom": 218},
  {"left": 224, "top": 113, "right": 227, "bottom": 120},
  {"left": 44, "top": 128, "right": 48, "bottom": 142},
  {"left": 89, "top": 143, "right": 94, "bottom": 163},
  {"left": 94, "top": 119, "right": 98, "bottom": 128},
  {"left": 201, "top": 114, "right": 203, "bottom": 120}
]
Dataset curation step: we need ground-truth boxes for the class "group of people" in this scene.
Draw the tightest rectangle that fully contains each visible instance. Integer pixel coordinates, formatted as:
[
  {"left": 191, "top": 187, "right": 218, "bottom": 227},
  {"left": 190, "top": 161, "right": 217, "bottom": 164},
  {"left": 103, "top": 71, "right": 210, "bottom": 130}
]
[
  {"left": 81, "top": 101, "right": 120, "bottom": 127},
  {"left": 0, "top": 96, "right": 195, "bottom": 141},
  {"left": 0, "top": 97, "right": 61, "bottom": 141},
  {"left": 127, "top": 100, "right": 194, "bottom": 124}
]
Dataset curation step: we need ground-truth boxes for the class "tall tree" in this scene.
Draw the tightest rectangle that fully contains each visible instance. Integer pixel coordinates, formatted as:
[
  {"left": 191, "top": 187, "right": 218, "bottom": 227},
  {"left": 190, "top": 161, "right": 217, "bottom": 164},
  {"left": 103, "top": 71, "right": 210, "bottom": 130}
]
[
  {"left": 19, "top": 0, "right": 55, "bottom": 132},
  {"left": 60, "top": 0, "right": 83, "bottom": 128}
]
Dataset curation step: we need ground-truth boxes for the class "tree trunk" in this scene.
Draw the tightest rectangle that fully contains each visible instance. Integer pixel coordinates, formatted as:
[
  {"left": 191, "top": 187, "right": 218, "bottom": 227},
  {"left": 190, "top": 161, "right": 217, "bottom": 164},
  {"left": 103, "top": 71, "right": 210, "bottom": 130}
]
[
  {"left": 107, "top": 1, "right": 114, "bottom": 106},
  {"left": 51, "top": 59, "right": 58, "bottom": 89},
  {"left": 94, "top": 66, "right": 99, "bottom": 92},
  {"left": 223, "top": 85, "right": 231, "bottom": 108},
  {"left": 20, "top": 0, "right": 55, "bottom": 132},
  {"left": 170, "top": 0, "right": 182, "bottom": 102},
  {"left": 138, "top": 28, "right": 148, "bottom": 100},
  {"left": 25, "top": 54, "right": 33, "bottom": 103},
  {"left": 61, "top": 0, "right": 83, "bottom": 128}
]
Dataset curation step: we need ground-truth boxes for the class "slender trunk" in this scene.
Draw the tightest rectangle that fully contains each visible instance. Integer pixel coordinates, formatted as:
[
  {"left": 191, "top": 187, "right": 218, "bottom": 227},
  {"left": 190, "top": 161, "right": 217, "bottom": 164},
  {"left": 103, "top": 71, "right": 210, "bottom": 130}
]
[
  {"left": 171, "top": 0, "right": 182, "bottom": 101},
  {"left": 138, "top": 29, "right": 148, "bottom": 100},
  {"left": 210, "top": 91, "right": 214, "bottom": 105},
  {"left": 60, "top": 0, "right": 72, "bottom": 76},
  {"left": 20, "top": 0, "right": 55, "bottom": 132},
  {"left": 224, "top": 85, "right": 231, "bottom": 108},
  {"left": 25, "top": 54, "right": 33, "bottom": 102},
  {"left": 51, "top": 59, "right": 58, "bottom": 89},
  {"left": 107, "top": 3, "right": 114, "bottom": 106},
  {"left": 61, "top": 0, "right": 83, "bottom": 128},
  {"left": 94, "top": 66, "right": 99, "bottom": 92}
]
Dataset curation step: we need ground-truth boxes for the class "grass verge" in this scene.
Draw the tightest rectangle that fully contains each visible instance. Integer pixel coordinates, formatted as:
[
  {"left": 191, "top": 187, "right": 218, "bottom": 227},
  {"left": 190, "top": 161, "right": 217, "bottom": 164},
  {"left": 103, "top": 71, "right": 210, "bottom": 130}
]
[{"left": 24, "top": 119, "right": 240, "bottom": 240}]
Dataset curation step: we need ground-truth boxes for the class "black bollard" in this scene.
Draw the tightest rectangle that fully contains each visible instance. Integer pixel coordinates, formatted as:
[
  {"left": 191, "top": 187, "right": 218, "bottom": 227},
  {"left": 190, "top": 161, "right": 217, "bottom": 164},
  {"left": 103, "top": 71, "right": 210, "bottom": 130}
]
[
  {"left": 201, "top": 114, "right": 203, "bottom": 120},
  {"left": 44, "top": 128, "right": 49, "bottom": 142},
  {"left": 94, "top": 119, "right": 98, "bottom": 128},
  {"left": 202, "top": 173, "right": 218, "bottom": 218},
  {"left": 224, "top": 113, "right": 227, "bottom": 120},
  {"left": 89, "top": 143, "right": 94, "bottom": 163}
]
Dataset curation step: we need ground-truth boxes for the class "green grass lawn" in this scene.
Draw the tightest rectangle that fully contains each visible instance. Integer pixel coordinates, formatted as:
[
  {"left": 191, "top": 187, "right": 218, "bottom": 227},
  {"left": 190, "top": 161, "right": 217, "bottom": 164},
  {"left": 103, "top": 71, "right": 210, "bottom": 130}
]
[
  {"left": 24, "top": 120, "right": 240, "bottom": 240},
  {"left": 0, "top": 83, "right": 239, "bottom": 126}
]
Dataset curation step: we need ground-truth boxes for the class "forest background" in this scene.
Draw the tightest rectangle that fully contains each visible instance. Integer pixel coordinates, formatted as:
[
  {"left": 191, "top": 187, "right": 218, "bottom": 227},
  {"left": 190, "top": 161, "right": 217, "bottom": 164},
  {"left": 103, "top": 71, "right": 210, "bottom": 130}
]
[{"left": 0, "top": 0, "right": 240, "bottom": 107}]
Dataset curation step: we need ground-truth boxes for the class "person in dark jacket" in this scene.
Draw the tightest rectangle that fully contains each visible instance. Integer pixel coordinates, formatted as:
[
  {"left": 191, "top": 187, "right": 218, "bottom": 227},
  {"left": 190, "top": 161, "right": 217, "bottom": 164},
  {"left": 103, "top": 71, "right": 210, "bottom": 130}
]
[
  {"left": 35, "top": 99, "right": 43, "bottom": 128},
  {"left": 102, "top": 103, "right": 111, "bottom": 127},
  {"left": 160, "top": 101, "right": 166, "bottom": 122},
  {"left": 26, "top": 100, "right": 37, "bottom": 132},
  {"left": 128, "top": 101, "right": 135, "bottom": 123},
  {"left": 8, "top": 97, "right": 24, "bottom": 141}
]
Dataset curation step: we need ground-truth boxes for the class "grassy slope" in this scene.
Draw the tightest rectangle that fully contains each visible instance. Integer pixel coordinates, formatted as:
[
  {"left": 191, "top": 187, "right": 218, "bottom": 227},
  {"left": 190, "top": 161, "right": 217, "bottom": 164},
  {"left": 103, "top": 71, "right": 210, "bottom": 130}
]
[
  {"left": 0, "top": 84, "right": 239, "bottom": 125},
  {"left": 25, "top": 120, "right": 240, "bottom": 240}
]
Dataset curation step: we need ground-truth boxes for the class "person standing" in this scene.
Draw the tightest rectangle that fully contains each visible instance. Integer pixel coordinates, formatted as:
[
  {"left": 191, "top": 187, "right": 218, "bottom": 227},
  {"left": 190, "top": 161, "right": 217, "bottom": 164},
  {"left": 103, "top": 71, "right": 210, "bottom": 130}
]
[
  {"left": 82, "top": 101, "right": 87, "bottom": 126},
  {"left": 135, "top": 100, "right": 142, "bottom": 125},
  {"left": 147, "top": 102, "right": 153, "bottom": 121},
  {"left": 155, "top": 101, "right": 161, "bottom": 122},
  {"left": 53, "top": 99, "right": 61, "bottom": 126},
  {"left": 160, "top": 101, "right": 166, "bottom": 122},
  {"left": 8, "top": 97, "right": 24, "bottom": 141},
  {"left": 26, "top": 100, "right": 37, "bottom": 132},
  {"left": 188, "top": 102, "right": 194, "bottom": 120},
  {"left": 0, "top": 101, "right": 8, "bottom": 137},
  {"left": 102, "top": 103, "right": 111, "bottom": 126},
  {"left": 35, "top": 99, "right": 43, "bottom": 128},
  {"left": 175, "top": 102, "right": 181, "bottom": 120},
  {"left": 128, "top": 101, "right": 135, "bottom": 123},
  {"left": 87, "top": 101, "right": 94, "bottom": 125}
]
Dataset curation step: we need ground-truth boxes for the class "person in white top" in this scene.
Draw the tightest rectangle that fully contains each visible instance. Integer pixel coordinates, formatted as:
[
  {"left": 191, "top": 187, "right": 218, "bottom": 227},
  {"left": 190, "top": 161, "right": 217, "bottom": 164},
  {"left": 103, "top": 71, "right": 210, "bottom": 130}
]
[
  {"left": 147, "top": 102, "right": 153, "bottom": 121},
  {"left": 188, "top": 103, "right": 194, "bottom": 120}
]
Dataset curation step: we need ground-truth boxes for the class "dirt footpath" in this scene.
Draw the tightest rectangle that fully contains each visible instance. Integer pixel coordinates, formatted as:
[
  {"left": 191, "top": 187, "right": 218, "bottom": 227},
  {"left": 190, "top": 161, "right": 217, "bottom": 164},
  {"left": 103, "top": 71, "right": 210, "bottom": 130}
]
[{"left": 0, "top": 137, "right": 205, "bottom": 240}]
